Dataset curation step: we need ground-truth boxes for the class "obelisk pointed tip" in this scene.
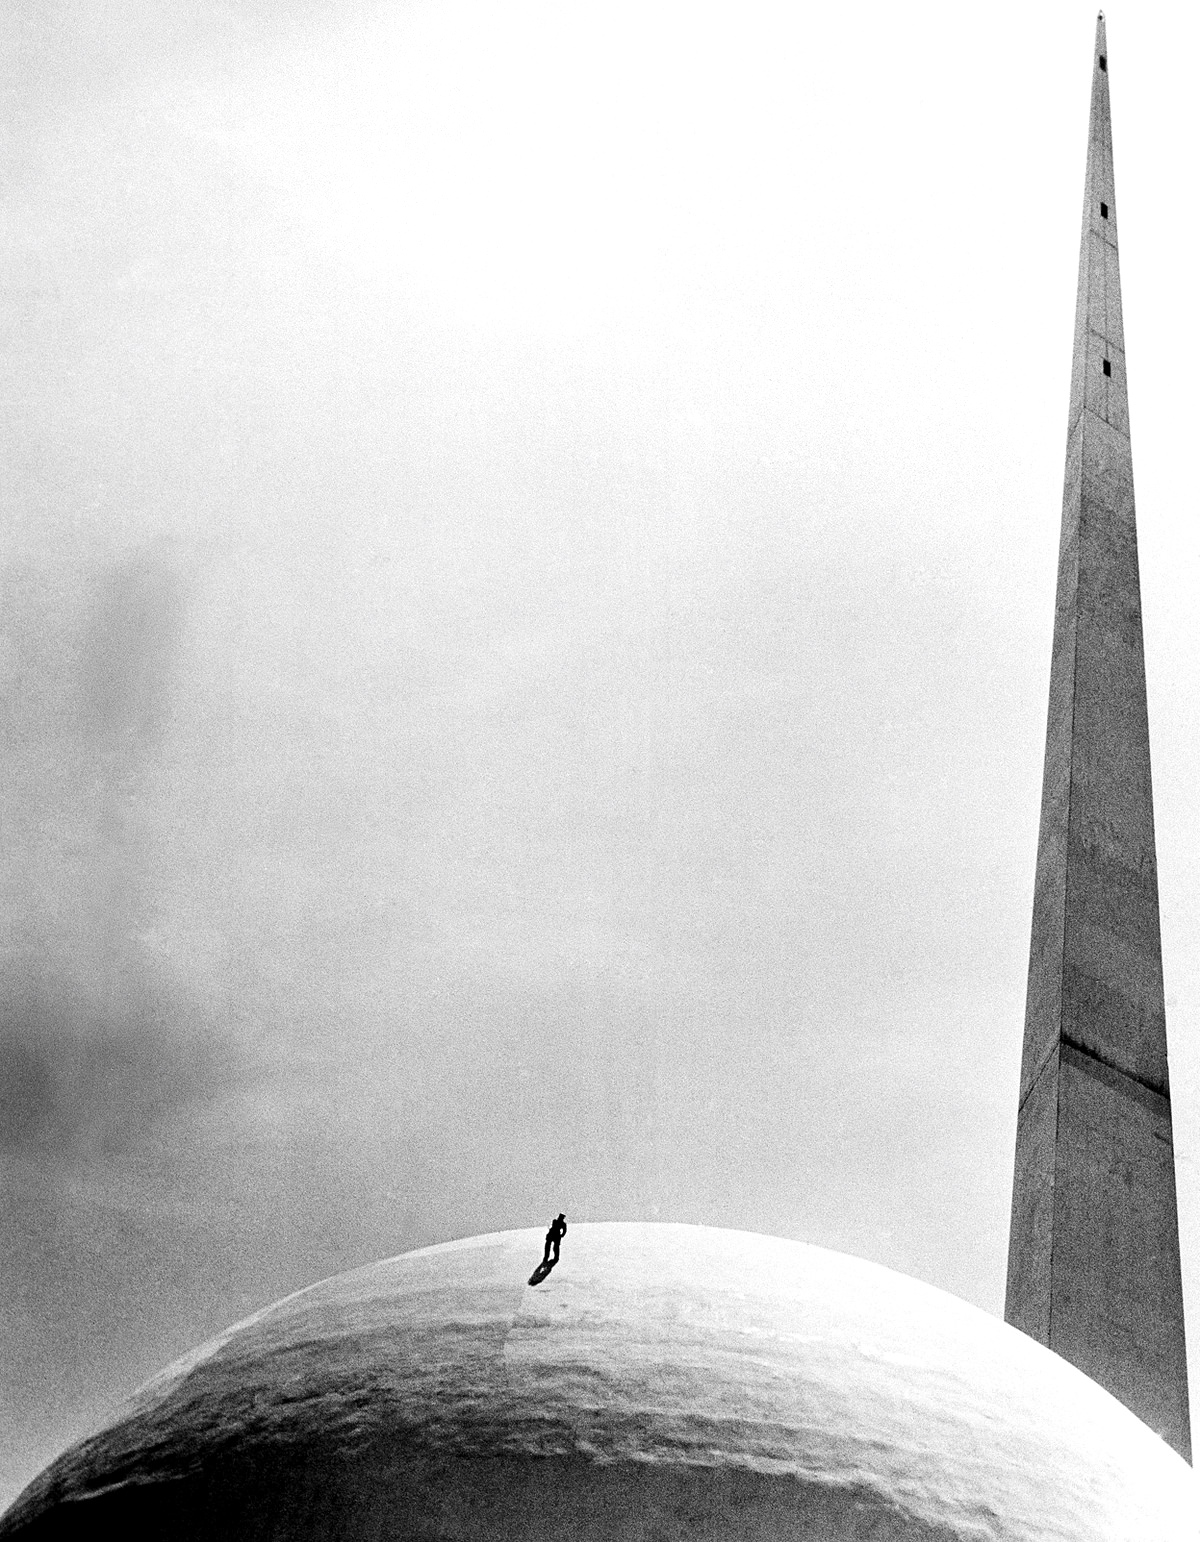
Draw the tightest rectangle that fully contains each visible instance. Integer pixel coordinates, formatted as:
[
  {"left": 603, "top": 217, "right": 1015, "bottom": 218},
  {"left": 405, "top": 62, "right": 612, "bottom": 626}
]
[{"left": 1094, "top": 14, "right": 1107, "bottom": 76}]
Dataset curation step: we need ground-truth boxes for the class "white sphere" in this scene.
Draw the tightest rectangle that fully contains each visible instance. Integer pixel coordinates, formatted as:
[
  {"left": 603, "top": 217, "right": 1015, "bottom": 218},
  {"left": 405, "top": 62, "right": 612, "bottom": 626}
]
[{"left": 2, "top": 1224, "right": 1196, "bottom": 1540}]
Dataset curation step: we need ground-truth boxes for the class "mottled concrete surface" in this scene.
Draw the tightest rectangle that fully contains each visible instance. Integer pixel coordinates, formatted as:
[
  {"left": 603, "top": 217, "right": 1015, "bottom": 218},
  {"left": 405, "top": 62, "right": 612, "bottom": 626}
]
[
  {"left": 2, "top": 1225, "right": 1196, "bottom": 1540},
  {"left": 1005, "top": 15, "right": 1190, "bottom": 1458}
]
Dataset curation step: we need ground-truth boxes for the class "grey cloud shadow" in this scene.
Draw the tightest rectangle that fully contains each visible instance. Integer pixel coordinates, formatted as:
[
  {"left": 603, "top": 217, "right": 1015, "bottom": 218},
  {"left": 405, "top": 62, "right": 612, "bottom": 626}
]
[
  {"left": 77, "top": 556, "right": 186, "bottom": 765},
  {"left": 1, "top": 553, "right": 249, "bottom": 1170},
  {"left": 0, "top": 975, "right": 248, "bottom": 1166}
]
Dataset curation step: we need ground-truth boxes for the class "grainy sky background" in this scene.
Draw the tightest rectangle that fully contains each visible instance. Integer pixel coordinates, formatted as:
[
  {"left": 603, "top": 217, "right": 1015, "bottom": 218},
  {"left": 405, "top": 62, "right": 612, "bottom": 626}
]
[{"left": 3, "top": 0, "right": 1200, "bottom": 1508}]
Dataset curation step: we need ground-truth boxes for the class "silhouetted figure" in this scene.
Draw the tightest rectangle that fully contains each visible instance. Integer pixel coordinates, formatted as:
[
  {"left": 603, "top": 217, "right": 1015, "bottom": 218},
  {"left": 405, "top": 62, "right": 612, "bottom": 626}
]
[
  {"left": 543, "top": 1213, "right": 567, "bottom": 1266},
  {"left": 528, "top": 1213, "right": 567, "bottom": 1286}
]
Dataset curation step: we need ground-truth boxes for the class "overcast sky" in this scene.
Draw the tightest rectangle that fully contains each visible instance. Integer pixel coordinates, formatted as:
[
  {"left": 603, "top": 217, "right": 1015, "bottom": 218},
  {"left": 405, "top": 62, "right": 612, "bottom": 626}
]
[{"left": 4, "top": 0, "right": 1200, "bottom": 1508}]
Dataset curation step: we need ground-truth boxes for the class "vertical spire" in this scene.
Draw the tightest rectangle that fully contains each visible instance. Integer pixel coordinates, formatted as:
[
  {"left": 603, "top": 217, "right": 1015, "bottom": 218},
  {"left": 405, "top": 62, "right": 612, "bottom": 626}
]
[{"left": 1005, "top": 16, "right": 1191, "bottom": 1459}]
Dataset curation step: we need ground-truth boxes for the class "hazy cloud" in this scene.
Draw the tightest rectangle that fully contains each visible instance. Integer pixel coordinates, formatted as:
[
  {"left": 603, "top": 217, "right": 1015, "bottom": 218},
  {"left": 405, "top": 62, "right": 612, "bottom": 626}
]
[
  {"left": 78, "top": 559, "right": 185, "bottom": 762},
  {"left": 0, "top": 554, "right": 250, "bottom": 1169},
  {"left": 0, "top": 980, "right": 241, "bottom": 1165}
]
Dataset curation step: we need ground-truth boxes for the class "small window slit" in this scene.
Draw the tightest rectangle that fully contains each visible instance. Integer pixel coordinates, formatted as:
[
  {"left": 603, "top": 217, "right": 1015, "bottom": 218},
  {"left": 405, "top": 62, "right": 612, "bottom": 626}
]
[
  {"left": 1100, "top": 202, "right": 1109, "bottom": 219},
  {"left": 1102, "top": 359, "right": 1112, "bottom": 377}
]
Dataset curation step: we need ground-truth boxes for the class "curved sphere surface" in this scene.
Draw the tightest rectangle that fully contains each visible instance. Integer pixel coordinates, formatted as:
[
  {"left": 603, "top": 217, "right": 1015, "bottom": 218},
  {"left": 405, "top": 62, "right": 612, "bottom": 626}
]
[{"left": 2, "top": 1224, "right": 1195, "bottom": 1541}]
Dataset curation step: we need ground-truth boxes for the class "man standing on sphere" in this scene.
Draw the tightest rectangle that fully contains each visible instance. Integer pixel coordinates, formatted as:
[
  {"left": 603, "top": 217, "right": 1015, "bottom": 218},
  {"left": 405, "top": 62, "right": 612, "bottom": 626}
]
[
  {"left": 542, "top": 1213, "right": 567, "bottom": 1268},
  {"left": 528, "top": 1214, "right": 567, "bottom": 1285}
]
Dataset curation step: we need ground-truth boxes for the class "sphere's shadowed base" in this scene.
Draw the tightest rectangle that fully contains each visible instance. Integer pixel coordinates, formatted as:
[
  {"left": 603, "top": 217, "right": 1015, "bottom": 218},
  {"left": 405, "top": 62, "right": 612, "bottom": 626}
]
[{"left": 8, "top": 1453, "right": 964, "bottom": 1542}]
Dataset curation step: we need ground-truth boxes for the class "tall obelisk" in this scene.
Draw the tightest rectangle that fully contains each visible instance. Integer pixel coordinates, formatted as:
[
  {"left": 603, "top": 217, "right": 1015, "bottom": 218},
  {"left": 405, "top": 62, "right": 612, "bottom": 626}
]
[{"left": 1005, "top": 14, "right": 1190, "bottom": 1459}]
